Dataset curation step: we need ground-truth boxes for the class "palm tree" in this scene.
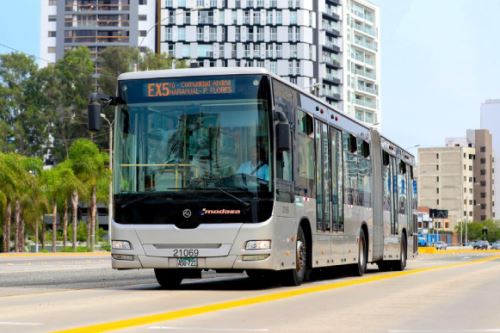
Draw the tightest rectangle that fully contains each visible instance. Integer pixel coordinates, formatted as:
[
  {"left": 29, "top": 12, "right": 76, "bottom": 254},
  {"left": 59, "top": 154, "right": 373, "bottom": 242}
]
[
  {"left": 55, "top": 160, "right": 85, "bottom": 251},
  {"left": 41, "top": 166, "right": 67, "bottom": 252},
  {"left": 0, "top": 153, "right": 16, "bottom": 252},
  {"left": 69, "top": 139, "right": 108, "bottom": 251},
  {"left": 15, "top": 156, "right": 43, "bottom": 252}
]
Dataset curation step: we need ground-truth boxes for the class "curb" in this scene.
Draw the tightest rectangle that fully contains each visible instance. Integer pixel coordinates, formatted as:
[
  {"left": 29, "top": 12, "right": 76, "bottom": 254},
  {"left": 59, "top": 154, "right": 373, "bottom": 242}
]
[{"left": 0, "top": 252, "right": 110, "bottom": 258}]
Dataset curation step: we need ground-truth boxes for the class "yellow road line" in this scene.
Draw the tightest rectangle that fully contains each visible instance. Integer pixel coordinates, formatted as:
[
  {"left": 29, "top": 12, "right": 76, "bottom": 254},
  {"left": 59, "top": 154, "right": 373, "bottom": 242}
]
[
  {"left": 53, "top": 255, "right": 500, "bottom": 333},
  {"left": 418, "top": 248, "right": 500, "bottom": 254}
]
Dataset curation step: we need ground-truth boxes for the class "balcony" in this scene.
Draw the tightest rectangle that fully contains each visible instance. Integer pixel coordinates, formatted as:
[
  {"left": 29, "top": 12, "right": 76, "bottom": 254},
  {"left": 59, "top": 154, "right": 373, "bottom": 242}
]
[
  {"left": 354, "top": 38, "right": 377, "bottom": 52},
  {"left": 357, "top": 83, "right": 378, "bottom": 95},
  {"left": 354, "top": 98, "right": 377, "bottom": 110},
  {"left": 65, "top": 4, "right": 130, "bottom": 12},
  {"left": 352, "top": 22, "right": 376, "bottom": 37},
  {"left": 354, "top": 68, "right": 376, "bottom": 80}
]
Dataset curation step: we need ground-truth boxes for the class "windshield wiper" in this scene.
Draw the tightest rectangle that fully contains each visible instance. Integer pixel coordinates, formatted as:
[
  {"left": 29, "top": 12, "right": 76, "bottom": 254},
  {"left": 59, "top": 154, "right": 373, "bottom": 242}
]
[
  {"left": 118, "top": 192, "right": 172, "bottom": 208},
  {"left": 215, "top": 186, "right": 250, "bottom": 207}
]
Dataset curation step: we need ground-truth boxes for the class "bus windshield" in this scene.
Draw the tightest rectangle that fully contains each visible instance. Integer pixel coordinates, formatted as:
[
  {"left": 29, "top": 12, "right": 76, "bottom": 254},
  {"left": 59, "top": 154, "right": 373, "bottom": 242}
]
[{"left": 114, "top": 75, "right": 272, "bottom": 198}]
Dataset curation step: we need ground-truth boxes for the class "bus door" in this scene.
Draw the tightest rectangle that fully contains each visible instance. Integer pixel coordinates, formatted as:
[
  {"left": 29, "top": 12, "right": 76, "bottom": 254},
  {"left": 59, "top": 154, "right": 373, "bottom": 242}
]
[
  {"left": 390, "top": 156, "right": 399, "bottom": 235},
  {"left": 315, "top": 120, "right": 331, "bottom": 232},
  {"left": 408, "top": 165, "right": 418, "bottom": 255}
]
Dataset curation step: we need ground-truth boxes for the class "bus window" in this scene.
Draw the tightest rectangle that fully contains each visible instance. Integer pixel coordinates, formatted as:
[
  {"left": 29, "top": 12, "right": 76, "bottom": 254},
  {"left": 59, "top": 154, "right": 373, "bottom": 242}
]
[
  {"left": 357, "top": 139, "right": 372, "bottom": 207},
  {"left": 383, "top": 152, "right": 391, "bottom": 212},
  {"left": 296, "top": 110, "right": 315, "bottom": 197},
  {"left": 398, "top": 161, "right": 407, "bottom": 215},
  {"left": 343, "top": 133, "right": 358, "bottom": 206},
  {"left": 331, "top": 128, "right": 343, "bottom": 231}
]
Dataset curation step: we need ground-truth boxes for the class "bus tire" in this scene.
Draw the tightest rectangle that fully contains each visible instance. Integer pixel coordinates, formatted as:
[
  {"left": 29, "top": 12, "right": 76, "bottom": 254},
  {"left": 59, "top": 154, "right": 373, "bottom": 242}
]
[
  {"left": 154, "top": 269, "right": 183, "bottom": 289},
  {"left": 393, "top": 236, "right": 407, "bottom": 271},
  {"left": 352, "top": 230, "right": 367, "bottom": 276},
  {"left": 283, "top": 226, "right": 309, "bottom": 286}
]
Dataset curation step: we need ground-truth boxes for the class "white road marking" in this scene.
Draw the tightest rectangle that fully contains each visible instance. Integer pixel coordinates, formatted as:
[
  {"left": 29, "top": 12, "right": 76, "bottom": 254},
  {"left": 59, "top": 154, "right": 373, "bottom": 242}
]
[
  {"left": 389, "top": 329, "right": 500, "bottom": 333},
  {"left": 0, "top": 321, "right": 43, "bottom": 326},
  {"left": 149, "top": 326, "right": 269, "bottom": 332}
]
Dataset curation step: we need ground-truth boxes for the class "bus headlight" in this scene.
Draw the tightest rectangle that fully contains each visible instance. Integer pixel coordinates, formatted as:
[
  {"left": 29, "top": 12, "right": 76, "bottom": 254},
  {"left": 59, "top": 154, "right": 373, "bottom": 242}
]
[
  {"left": 112, "top": 240, "right": 132, "bottom": 250},
  {"left": 245, "top": 240, "right": 271, "bottom": 250}
]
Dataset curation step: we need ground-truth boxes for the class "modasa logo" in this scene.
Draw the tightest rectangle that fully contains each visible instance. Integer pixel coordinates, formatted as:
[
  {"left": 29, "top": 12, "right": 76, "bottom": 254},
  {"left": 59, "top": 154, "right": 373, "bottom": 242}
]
[{"left": 200, "top": 208, "right": 241, "bottom": 216}]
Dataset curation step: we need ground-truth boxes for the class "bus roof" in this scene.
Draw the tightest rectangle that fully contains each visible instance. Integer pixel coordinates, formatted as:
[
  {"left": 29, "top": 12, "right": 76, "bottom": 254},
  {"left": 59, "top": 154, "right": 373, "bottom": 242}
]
[
  {"left": 117, "top": 67, "right": 414, "bottom": 163},
  {"left": 117, "top": 67, "right": 269, "bottom": 81}
]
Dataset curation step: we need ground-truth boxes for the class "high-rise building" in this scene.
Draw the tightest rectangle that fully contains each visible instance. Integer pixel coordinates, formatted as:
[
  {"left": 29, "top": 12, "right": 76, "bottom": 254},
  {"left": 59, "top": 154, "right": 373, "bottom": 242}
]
[
  {"left": 40, "top": 0, "right": 156, "bottom": 66},
  {"left": 467, "top": 129, "right": 494, "bottom": 221},
  {"left": 159, "top": 0, "right": 344, "bottom": 112},
  {"left": 342, "top": 0, "right": 380, "bottom": 128},
  {"left": 480, "top": 99, "right": 499, "bottom": 220},
  {"left": 417, "top": 145, "right": 475, "bottom": 233}
]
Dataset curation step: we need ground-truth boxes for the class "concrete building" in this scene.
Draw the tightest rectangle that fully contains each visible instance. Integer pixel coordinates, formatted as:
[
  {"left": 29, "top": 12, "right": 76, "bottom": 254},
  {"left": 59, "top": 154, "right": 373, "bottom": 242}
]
[
  {"left": 480, "top": 99, "right": 499, "bottom": 220},
  {"left": 467, "top": 129, "right": 495, "bottom": 221},
  {"left": 159, "top": 0, "right": 349, "bottom": 113},
  {"left": 40, "top": 0, "right": 156, "bottom": 66},
  {"left": 417, "top": 145, "right": 475, "bottom": 233},
  {"left": 342, "top": 0, "right": 380, "bottom": 128}
]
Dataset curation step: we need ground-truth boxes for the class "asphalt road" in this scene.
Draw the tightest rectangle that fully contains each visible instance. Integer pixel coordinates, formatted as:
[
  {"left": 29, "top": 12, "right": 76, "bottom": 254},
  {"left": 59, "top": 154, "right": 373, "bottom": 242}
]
[{"left": 0, "top": 252, "right": 499, "bottom": 333}]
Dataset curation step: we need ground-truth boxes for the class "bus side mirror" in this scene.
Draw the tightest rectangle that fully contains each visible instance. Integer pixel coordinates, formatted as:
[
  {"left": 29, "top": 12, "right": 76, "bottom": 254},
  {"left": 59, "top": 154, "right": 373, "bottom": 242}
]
[
  {"left": 88, "top": 100, "right": 102, "bottom": 131},
  {"left": 275, "top": 110, "right": 291, "bottom": 152},
  {"left": 88, "top": 92, "right": 118, "bottom": 131},
  {"left": 276, "top": 122, "right": 291, "bottom": 152}
]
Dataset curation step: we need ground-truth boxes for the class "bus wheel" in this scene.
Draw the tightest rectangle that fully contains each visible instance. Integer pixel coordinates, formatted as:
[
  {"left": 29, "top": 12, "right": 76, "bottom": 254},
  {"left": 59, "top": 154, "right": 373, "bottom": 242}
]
[
  {"left": 154, "top": 269, "right": 183, "bottom": 289},
  {"left": 352, "top": 230, "right": 367, "bottom": 276},
  {"left": 283, "top": 226, "right": 309, "bottom": 286},
  {"left": 393, "top": 237, "right": 407, "bottom": 271}
]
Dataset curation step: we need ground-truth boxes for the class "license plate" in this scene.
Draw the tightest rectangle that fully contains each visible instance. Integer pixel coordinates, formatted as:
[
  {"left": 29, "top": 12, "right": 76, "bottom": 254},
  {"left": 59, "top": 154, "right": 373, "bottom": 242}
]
[{"left": 176, "top": 257, "right": 198, "bottom": 268}]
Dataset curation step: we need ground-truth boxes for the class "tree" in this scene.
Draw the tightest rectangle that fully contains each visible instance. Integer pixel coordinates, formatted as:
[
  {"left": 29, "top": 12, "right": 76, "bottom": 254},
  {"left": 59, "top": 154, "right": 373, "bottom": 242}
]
[
  {"left": 456, "top": 220, "right": 500, "bottom": 243},
  {"left": 49, "top": 47, "right": 95, "bottom": 162},
  {"left": 98, "top": 46, "right": 140, "bottom": 96},
  {"left": 139, "top": 49, "right": 187, "bottom": 71},
  {"left": 69, "top": 139, "right": 108, "bottom": 251},
  {"left": 0, "top": 152, "right": 16, "bottom": 252},
  {"left": 0, "top": 52, "right": 49, "bottom": 157},
  {"left": 54, "top": 160, "right": 85, "bottom": 250}
]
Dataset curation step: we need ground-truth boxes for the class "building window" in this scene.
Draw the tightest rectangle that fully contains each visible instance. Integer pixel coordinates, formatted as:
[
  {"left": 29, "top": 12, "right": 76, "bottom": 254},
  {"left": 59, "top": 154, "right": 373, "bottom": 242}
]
[
  {"left": 139, "top": 30, "right": 147, "bottom": 37},
  {"left": 139, "top": 0, "right": 147, "bottom": 4},
  {"left": 48, "top": 31, "right": 56, "bottom": 37},
  {"left": 49, "top": 0, "right": 56, "bottom": 5},
  {"left": 48, "top": 46, "right": 56, "bottom": 53},
  {"left": 436, "top": 199, "right": 439, "bottom": 205},
  {"left": 436, "top": 188, "right": 439, "bottom": 194},
  {"left": 480, "top": 158, "right": 486, "bottom": 164},
  {"left": 436, "top": 176, "right": 439, "bottom": 182},
  {"left": 480, "top": 146, "right": 486, "bottom": 153},
  {"left": 49, "top": 15, "right": 56, "bottom": 22},
  {"left": 436, "top": 165, "right": 439, "bottom": 171},
  {"left": 480, "top": 169, "right": 486, "bottom": 175},
  {"left": 139, "top": 15, "right": 147, "bottom": 21}
]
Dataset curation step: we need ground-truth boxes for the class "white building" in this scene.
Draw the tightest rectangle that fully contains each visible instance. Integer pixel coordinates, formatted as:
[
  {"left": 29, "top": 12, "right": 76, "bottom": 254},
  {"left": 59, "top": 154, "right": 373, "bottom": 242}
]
[
  {"left": 480, "top": 99, "right": 499, "bottom": 220},
  {"left": 342, "top": 0, "right": 380, "bottom": 128},
  {"left": 159, "top": 0, "right": 344, "bottom": 112},
  {"left": 40, "top": 0, "right": 156, "bottom": 66}
]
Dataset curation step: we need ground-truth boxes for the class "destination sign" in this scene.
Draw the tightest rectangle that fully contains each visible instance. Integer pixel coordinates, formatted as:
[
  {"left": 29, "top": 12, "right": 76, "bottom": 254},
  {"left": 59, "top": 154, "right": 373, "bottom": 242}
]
[{"left": 145, "top": 79, "right": 235, "bottom": 97}]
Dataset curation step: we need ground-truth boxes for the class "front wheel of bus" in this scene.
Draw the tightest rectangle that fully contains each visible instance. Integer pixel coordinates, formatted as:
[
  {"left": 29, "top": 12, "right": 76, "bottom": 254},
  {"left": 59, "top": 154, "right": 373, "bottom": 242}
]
[
  {"left": 154, "top": 269, "right": 183, "bottom": 289},
  {"left": 283, "top": 226, "right": 310, "bottom": 286}
]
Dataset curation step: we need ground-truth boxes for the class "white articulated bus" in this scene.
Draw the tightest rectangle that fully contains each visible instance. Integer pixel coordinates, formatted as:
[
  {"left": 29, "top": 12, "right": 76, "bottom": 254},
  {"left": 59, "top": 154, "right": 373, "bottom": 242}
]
[{"left": 94, "top": 67, "right": 417, "bottom": 288}]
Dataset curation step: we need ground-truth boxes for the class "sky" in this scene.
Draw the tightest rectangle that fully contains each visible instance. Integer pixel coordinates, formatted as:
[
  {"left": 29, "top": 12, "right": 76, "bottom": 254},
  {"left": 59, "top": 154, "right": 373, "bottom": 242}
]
[{"left": 1, "top": 0, "right": 500, "bottom": 151}]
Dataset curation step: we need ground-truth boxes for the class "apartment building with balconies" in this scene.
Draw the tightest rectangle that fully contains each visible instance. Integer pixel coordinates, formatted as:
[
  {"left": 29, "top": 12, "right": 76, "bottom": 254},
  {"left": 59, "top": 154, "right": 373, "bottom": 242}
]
[
  {"left": 40, "top": 0, "right": 155, "bottom": 66},
  {"left": 159, "top": 0, "right": 344, "bottom": 111},
  {"left": 342, "top": 0, "right": 380, "bottom": 128}
]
